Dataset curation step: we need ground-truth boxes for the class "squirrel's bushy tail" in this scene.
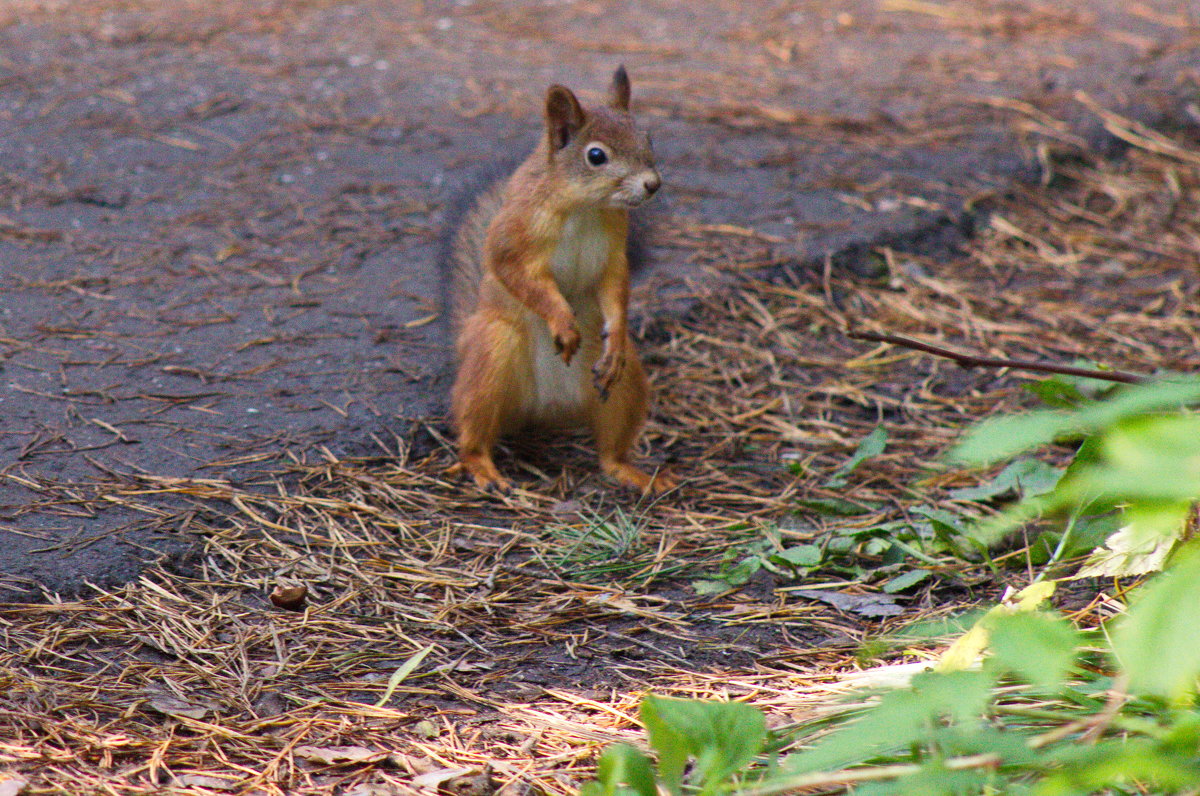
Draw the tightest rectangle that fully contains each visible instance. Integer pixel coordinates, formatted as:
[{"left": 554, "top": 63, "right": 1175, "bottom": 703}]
[
  {"left": 446, "top": 182, "right": 505, "bottom": 331},
  {"left": 437, "top": 174, "right": 511, "bottom": 346}
]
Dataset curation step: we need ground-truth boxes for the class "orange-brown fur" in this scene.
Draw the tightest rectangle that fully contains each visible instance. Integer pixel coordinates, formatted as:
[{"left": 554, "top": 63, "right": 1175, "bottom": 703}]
[{"left": 448, "top": 67, "right": 671, "bottom": 494}]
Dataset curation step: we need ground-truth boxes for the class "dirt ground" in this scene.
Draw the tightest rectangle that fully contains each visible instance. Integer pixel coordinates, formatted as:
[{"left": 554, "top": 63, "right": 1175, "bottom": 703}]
[
  {"left": 0, "top": 0, "right": 1196, "bottom": 597},
  {"left": 2, "top": 2, "right": 1200, "bottom": 794}
]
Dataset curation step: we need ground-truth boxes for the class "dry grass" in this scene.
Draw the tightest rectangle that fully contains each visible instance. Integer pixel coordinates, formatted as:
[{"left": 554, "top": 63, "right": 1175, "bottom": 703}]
[{"left": 5, "top": 104, "right": 1200, "bottom": 795}]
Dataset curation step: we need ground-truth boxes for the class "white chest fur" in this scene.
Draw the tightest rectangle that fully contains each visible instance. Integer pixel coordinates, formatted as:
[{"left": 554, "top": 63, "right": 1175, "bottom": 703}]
[
  {"left": 550, "top": 208, "right": 611, "bottom": 300},
  {"left": 520, "top": 209, "right": 614, "bottom": 423}
]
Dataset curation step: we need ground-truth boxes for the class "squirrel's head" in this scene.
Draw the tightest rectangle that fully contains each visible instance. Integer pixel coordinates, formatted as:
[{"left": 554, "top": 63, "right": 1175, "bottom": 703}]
[{"left": 543, "top": 66, "right": 661, "bottom": 209}]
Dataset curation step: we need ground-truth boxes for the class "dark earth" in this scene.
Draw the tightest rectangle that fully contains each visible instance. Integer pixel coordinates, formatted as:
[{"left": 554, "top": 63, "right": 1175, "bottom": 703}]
[{"left": 1, "top": 0, "right": 1197, "bottom": 599}]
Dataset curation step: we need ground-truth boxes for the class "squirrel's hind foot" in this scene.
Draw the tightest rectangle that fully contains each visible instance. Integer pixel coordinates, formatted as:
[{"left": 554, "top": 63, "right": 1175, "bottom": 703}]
[
  {"left": 451, "top": 455, "right": 513, "bottom": 494},
  {"left": 602, "top": 459, "right": 676, "bottom": 496}
]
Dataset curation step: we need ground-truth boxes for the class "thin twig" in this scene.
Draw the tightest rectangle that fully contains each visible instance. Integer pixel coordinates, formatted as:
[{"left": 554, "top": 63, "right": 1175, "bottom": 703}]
[
  {"left": 738, "top": 753, "right": 1003, "bottom": 795},
  {"left": 848, "top": 330, "right": 1145, "bottom": 384}
]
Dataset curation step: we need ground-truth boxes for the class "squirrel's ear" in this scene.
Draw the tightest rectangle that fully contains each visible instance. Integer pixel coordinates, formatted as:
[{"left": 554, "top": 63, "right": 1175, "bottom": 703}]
[
  {"left": 609, "top": 65, "right": 631, "bottom": 111},
  {"left": 545, "top": 85, "right": 585, "bottom": 149}
]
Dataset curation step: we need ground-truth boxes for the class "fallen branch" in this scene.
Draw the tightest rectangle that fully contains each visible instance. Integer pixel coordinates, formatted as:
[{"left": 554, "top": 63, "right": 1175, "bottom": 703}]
[{"left": 848, "top": 330, "right": 1144, "bottom": 384}]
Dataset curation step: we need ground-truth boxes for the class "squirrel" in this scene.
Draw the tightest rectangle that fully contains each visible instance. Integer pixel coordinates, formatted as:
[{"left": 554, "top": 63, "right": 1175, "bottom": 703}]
[{"left": 445, "top": 66, "right": 672, "bottom": 495}]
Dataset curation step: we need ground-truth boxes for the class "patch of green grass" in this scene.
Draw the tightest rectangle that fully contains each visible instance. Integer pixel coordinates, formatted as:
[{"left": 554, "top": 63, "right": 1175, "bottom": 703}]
[{"left": 543, "top": 504, "right": 658, "bottom": 582}]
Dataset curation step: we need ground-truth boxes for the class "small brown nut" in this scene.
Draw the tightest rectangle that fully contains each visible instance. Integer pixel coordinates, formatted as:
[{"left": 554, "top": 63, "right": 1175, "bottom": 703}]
[{"left": 269, "top": 583, "right": 308, "bottom": 611}]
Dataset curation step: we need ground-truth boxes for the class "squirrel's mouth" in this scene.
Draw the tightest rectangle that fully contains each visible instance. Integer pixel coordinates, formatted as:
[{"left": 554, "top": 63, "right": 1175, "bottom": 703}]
[
  {"left": 609, "top": 194, "right": 653, "bottom": 209},
  {"left": 610, "top": 175, "right": 660, "bottom": 209}
]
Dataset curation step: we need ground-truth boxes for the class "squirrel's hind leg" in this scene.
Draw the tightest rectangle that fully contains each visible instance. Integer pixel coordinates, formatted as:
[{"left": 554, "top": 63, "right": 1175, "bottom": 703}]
[
  {"left": 451, "top": 313, "right": 527, "bottom": 492},
  {"left": 591, "top": 345, "right": 674, "bottom": 494}
]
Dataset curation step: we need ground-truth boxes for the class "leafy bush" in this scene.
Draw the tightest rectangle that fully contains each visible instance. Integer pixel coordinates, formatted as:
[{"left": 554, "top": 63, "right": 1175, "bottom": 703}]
[
  {"left": 585, "top": 561, "right": 1200, "bottom": 794},
  {"left": 583, "top": 375, "right": 1200, "bottom": 795},
  {"left": 952, "top": 374, "right": 1200, "bottom": 575}
]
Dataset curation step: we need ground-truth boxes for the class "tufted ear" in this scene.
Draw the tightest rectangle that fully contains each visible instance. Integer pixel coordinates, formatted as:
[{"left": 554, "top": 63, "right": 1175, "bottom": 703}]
[
  {"left": 545, "top": 85, "right": 586, "bottom": 149},
  {"left": 609, "top": 65, "right": 631, "bottom": 111}
]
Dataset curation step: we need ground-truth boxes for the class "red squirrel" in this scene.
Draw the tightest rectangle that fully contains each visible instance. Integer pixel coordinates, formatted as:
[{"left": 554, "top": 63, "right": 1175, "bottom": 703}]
[{"left": 446, "top": 67, "right": 671, "bottom": 494}]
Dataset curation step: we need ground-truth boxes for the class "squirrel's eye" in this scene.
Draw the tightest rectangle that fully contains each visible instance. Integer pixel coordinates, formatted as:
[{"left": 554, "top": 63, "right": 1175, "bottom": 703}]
[{"left": 586, "top": 147, "right": 608, "bottom": 166}]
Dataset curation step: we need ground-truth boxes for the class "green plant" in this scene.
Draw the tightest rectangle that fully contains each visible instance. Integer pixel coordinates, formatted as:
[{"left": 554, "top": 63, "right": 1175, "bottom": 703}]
[
  {"left": 587, "top": 554, "right": 1200, "bottom": 795},
  {"left": 584, "top": 374, "right": 1200, "bottom": 795},
  {"left": 580, "top": 695, "right": 769, "bottom": 796},
  {"left": 954, "top": 374, "right": 1200, "bottom": 576},
  {"left": 700, "top": 426, "right": 977, "bottom": 593},
  {"left": 545, "top": 504, "right": 655, "bottom": 581},
  {"left": 691, "top": 529, "right": 826, "bottom": 596},
  {"left": 824, "top": 425, "right": 888, "bottom": 489},
  {"left": 763, "top": 549, "right": 1200, "bottom": 795}
]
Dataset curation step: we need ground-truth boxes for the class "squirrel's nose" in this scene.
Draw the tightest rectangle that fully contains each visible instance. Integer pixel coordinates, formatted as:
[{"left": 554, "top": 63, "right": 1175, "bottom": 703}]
[{"left": 643, "top": 174, "right": 661, "bottom": 195}]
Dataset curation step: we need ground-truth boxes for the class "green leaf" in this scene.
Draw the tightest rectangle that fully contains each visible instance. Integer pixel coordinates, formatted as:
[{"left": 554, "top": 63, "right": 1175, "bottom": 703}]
[
  {"left": 726, "top": 556, "right": 763, "bottom": 584},
  {"left": 950, "top": 410, "right": 1080, "bottom": 467},
  {"left": 1060, "top": 415, "right": 1200, "bottom": 504},
  {"left": 888, "top": 609, "right": 987, "bottom": 641},
  {"left": 949, "top": 458, "right": 1062, "bottom": 502},
  {"left": 640, "top": 695, "right": 766, "bottom": 796},
  {"left": 589, "top": 744, "right": 657, "bottom": 796},
  {"left": 769, "top": 544, "right": 823, "bottom": 569},
  {"left": 1114, "top": 542, "right": 1200, "bottom": 700},
  {"left": 826, "top": 426, "right": 888, "bottom": 487},
  {"left": 987, "top": 611, "right": 1079, "bottom": 689},
  {"left": 691, "top": 555, "right": 763, "bottom": 595},
  {"left": 640, "top": 701, "right": 688, "bottom": 796},
  {"left": 1068, "top": 376, "right": 1200, "bottom": 432},
  {"left": 1050, "top": 512, "right": 1123, "bottom": 567},
  {"left": 966, "top": 412, "right": 1200, "bottom": 548},
  {"left": 797, "top": 497, "right": 877, "bottom": 516},
  {"left": 785, "top": 670, "right": 992, "bottom": 774},
  {"left": 1024, "top": 370, "right": 1118, "bottom": 408},
  {"left": 908, "top": 506, "right": 975, "bottom": 557},
  {"left": 910, "top": 506, "right": 967, "bottom": 535},
  {"left": 950, "top": 375, "right": 1200, "bottom": 466},
  {"left": 1024, "top": 375, "right": 1087, "bottom": 408},
  {"left": 1034, "top": 738, "right": 1200, "bottom": 794},
  {"left": 373, "top": 644, "right": 433, "bottom": 707},
  {"left": 882, "top": 569, "right": 931, "bottom": 594},
  {"left": 1075, "top": 520, "right": 1179, "bottom": 578}
]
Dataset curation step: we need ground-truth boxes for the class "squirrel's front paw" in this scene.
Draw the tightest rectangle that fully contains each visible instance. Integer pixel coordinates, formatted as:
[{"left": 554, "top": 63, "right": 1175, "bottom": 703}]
[
  {"left": 592, "top": 347, "right": 626, "bottom": 400},
  {"left": 552, "top": 324, "right": 581, "bottom": 364}
]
